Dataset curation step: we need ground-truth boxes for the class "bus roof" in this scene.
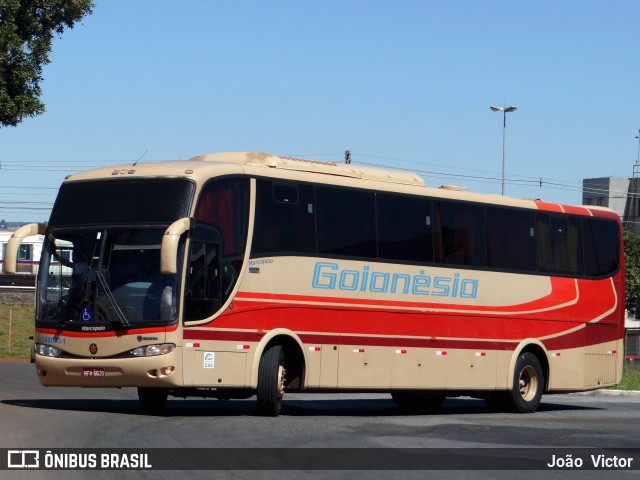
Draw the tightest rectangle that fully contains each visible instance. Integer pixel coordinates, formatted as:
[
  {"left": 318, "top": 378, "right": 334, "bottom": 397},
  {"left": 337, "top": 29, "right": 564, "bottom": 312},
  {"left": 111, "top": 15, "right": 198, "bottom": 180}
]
[
  {"left": 190, "top": 152, "right": 426, "bottom": 186},
  {"left": 61, "top": 152, "right": 619, "bottom": 219},
  {"left": 64, "top": 152, "right": 423, "bottom": 187}
]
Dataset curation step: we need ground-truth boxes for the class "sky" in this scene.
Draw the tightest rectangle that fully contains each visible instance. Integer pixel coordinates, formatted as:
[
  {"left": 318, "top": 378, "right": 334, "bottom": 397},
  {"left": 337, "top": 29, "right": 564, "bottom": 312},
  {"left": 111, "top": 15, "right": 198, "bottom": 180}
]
[{"left": 1, "top": 0, "right": 639, "bottom": 222}]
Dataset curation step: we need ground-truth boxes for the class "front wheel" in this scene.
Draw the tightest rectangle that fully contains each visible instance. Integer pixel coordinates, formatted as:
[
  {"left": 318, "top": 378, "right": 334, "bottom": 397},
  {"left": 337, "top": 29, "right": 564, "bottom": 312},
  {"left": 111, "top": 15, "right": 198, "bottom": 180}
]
[
  {"left": 256, "top": 345, "right": 286, "bottom": 416},
  {"left": 509, "top": 352, "right": 544, "bottom": 413}
]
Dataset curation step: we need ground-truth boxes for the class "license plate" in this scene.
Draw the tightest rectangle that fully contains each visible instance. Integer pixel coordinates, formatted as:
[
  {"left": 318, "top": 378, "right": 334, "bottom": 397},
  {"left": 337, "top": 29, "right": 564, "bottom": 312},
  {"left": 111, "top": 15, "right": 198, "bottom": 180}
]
[{"left": 82, "top": 368, "right": 105, "bottom": 377}]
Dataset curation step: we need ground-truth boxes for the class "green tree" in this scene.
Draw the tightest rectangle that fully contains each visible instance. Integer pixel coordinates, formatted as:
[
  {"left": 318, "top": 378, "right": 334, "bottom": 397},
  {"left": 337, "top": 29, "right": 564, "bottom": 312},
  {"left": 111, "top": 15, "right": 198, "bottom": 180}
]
[
  {"left": 0, "top": 0, "right": 93, "bottom": 127},
  {"left": 624, "top": 228, "right": 640, "bottom": 311}
]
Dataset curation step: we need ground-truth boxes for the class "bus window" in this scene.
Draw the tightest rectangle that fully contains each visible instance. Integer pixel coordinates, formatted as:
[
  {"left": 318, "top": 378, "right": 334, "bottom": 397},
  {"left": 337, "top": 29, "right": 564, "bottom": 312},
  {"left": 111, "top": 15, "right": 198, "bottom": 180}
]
[
  {"left": 434, "top": 201, "right": 487, "bottom": 267},
  {"left": 316, "top": 187, "right": 376, "bottom": 258},
  {"left": 195, "top": 178, "right": 249, "bottom": 257},
  {"left": 184, "top": 239, "right": 220, "bottom": 322},
  {"left": 188, "top": 178, "right": 249, "bottom": 321},
  {"left": 537, "top": 214, "right": 582, "bottom": 275},
  {"left": 486, "top": 207, "right": 536, "bottom": 271},
  {"left": 252, "top": 180, "right": 316, "bottom": 255},
  {"left": 583, "top": 217, "right": 620, "bottom": 277},
  {"left": 377, "top": 193, "right": 433, "bottom": 263}
]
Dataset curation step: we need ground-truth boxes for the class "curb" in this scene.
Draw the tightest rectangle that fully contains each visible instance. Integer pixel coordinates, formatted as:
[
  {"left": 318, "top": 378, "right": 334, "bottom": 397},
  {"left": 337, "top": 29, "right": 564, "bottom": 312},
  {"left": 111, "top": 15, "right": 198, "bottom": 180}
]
[{"left": 575, "top": 389, "right": 640, "bottom": 397}]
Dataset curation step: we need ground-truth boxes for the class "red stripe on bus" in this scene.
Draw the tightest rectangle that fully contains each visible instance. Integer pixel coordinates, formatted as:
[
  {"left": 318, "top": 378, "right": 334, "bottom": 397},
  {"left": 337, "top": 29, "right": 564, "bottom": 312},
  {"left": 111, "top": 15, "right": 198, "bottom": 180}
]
[
  {"left": 182, "top": 325, "right": 618, "bottom": 351},
  {"left": 36, "top": 324, "right": 179, "bottom": 338},
  {"left": 233, "top": 275, "right": 616, "bottom": 316}
]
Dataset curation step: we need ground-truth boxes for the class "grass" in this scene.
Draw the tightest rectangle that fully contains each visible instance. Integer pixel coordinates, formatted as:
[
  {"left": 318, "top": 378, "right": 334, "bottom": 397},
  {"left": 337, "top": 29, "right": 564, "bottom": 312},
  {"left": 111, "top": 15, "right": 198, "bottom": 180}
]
[
  {"left": 0, "top": 303, "right": 34, "bottom": 359},
  {"left": 1, "top": 303, "right": 640, "bottom": 391},
  {"left": 616, "top": 362, "right": 640, "bottom": 391}
]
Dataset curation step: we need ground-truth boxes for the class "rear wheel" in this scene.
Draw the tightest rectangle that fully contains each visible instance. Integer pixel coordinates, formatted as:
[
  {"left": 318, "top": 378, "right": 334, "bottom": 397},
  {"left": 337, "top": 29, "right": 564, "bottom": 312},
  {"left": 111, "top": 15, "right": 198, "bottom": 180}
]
[
  {"left": 137, "top": 387, "right": 168, "bottom": 412},
  {"left": 509, "top": 352, "right": 544, "bottom": 413},
  {"left": 256, "top": 345, "right": 285, "bottom": 416}
]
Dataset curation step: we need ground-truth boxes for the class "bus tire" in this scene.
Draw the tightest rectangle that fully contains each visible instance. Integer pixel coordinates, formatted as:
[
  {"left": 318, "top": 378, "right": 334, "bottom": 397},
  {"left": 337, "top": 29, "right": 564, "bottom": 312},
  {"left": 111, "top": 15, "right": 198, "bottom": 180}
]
[
  {"left": 510, "top": 352, "right": 544, "bottom": 413},
  {"left": 256, "top": 344, "right": 285, "bottom": 416},
  {"left": 391, "top": 391, "right": 445, "bottom": 412},
  {"left": 137, "top": 387, "right": 168, "bottom": 412}
]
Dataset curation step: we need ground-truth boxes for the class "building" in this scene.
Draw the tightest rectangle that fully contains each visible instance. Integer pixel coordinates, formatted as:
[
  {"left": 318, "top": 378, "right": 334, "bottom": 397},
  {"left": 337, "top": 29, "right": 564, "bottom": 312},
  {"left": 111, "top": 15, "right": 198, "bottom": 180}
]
[
  {"left": 582, "top": 177, "right": 630, "bottom": 216},
  {"left": 582, "top": 176, "right": 640, "bottom": 234}
]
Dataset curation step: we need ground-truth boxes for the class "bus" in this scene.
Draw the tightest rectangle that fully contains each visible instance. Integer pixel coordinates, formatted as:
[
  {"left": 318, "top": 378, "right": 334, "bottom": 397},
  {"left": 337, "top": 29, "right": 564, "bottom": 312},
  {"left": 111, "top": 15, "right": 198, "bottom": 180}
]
[
  {"left": 5, "top": 152, "right": 624, "bottom": 416},
  {"left": 0, "top": 230, "right": 43, "bottom": 274}
]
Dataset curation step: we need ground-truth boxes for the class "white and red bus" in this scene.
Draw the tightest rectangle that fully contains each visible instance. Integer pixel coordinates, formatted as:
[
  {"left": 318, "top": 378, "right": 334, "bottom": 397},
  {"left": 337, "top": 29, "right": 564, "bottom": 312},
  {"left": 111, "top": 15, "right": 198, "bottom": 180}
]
[
  {"left": 0, "top": 230, "right": 43, "bottom": 274},
  {"left": 5, "top": 152, "right": 624, "bottom": 415}
]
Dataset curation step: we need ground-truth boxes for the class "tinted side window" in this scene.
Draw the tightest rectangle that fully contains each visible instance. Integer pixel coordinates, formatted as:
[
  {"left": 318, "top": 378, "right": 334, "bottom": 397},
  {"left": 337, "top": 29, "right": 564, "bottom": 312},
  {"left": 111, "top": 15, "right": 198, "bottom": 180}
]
[
  {"left": 316, "top": 187, "right": 376, "bottom": 258},
  {"left": 537, "top": 214, "right": 582, "bottom": 274},
  {"left": 583, "top": 217, "right": 620, "bottom": 277},
  {"left": 486, "top": 207, "right": 536, "bottom": 271},
  {"left": 377, "top": 193, "right": 433, "bottom": 262},
  {"left": 434, "top": 201, "right": 486, "bottom": 267},
  {"left": 195, "top": 178, "right": 249, "bottom": 256},
  {"left": 184, "top": 237, "right": 220, "bottom": 321},
  {"left": 252, "top": 180, "right": 316, "bottom": 255}
]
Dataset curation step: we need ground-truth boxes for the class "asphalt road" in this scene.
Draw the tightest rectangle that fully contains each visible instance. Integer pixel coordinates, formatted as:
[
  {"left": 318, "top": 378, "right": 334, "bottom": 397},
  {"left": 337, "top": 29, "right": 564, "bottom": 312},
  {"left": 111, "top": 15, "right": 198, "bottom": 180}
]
[{"left": 1, "top": 362, "right": 639, "bottom": 480}]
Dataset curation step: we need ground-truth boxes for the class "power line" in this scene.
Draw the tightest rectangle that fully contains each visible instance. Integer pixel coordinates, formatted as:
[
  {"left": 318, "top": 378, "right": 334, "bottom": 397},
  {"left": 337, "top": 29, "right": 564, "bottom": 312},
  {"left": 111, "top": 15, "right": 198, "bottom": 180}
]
[
  {"left": 342, "top": 152, "right": 640, "bottom": 201},
  {"left": 0, "top": 151, "right": 632, "bottom": 218}
]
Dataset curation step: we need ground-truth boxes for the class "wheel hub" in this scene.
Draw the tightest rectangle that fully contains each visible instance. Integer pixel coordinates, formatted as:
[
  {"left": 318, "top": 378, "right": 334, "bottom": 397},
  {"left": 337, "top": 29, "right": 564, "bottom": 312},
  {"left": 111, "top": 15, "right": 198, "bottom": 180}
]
[{"left": 519, "top": 365, "right": 538, "bottom": 401}]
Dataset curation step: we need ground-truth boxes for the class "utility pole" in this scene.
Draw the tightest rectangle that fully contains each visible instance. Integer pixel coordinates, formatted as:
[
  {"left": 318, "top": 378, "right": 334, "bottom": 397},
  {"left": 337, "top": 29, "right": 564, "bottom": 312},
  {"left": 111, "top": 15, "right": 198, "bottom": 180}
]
[
  {"left": 490, "top": 105, "right": 518, "bottom": 196},
  {"left": 624, "top": 129, "right": 640, "bottom": 233}
]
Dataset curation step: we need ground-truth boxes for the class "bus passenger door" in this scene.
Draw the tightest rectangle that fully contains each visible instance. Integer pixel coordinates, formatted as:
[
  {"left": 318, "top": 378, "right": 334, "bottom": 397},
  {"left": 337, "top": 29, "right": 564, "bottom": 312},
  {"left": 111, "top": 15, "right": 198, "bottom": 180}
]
[
  {"left": 184, "top": 240, "right": 220, "bottom": 322},
  {"left": 182, "top": 225, "right": 222, "bottom": 387}
]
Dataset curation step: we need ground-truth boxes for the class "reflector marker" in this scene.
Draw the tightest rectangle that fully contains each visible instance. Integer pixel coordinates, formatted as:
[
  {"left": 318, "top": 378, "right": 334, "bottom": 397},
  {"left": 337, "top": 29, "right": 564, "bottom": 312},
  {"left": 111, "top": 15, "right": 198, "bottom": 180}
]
[
  {"left": 395, "top": 349, "right": 407, "bottom": 355},
  {"left": 185, "top": 342, "right": 200, "bottom": 348},
  {"left": 236, "top": 344, "right": 251, "bottom": 350},
  {"left": 475, "top": 352, "right": 486, "bottom": 357},
  {"left": 436, "top": 350, "right": 447, "bottom": 356},
  {"left": 608, "top": 350, "right": 617, "bottom": 355},
  {"left": 353, "top": 348, "right": 366, "bottom": 353},
  {"left": 308, "top": 346, "right": 321, "bottom": 352},
  {"left": 551, "top": 352, "right": 561, "bottom": 357}
]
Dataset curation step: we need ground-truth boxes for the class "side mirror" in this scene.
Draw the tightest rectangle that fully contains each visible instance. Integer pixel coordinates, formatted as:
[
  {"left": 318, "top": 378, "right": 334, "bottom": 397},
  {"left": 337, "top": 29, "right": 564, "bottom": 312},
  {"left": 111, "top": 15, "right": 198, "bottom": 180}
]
[
  {"left": 160, "top": 217, "right": 193, "bottom": 274},
  {"left": 4, "top": 223, "right": 47, "bottom": 275}
]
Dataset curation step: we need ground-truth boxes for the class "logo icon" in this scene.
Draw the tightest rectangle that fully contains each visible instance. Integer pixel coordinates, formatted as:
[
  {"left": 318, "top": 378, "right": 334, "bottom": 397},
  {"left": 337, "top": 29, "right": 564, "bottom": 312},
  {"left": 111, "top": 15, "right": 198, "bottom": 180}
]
[
  {"left": 7, "top": 450, "right": 39, "bottom": 468},
  {"left": 89, "top": 343, "right": 98, "bottom": 355},
  {"left": 81, "top": 306, "right": 93, "bottom": 322}
]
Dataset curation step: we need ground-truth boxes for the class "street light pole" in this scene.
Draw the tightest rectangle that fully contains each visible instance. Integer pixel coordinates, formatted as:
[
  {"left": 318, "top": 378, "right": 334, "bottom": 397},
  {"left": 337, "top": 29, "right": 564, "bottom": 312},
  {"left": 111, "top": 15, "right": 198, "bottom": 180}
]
[{"left": 490, "top": 105, "right": 518, "bottom": 195}]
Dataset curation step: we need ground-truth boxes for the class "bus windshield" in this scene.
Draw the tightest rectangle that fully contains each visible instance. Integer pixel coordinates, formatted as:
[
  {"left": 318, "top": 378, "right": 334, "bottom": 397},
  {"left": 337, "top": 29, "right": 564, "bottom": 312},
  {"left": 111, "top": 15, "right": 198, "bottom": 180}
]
[
  {"left": 38, "top": 228, "right": 180, "bottom": 327},
  {"left": 49, "top": 178, "right": 195, "bottom": 227}
]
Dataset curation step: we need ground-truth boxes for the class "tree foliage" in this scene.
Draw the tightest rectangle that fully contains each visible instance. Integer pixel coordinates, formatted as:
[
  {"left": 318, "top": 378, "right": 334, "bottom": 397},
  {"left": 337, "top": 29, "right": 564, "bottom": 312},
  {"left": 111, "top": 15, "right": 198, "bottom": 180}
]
[
  {"left": 624, "top": 228, "right": 640, "bottom": 310},
  {"left": 0, "top": 0, "right": 93, "bottom": 127}
]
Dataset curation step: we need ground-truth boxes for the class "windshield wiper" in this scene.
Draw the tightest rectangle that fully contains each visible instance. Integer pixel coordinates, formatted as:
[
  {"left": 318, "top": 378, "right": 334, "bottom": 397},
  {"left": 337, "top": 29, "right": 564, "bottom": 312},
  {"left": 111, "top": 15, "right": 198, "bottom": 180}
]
[
  {"left": 92, "top": 230, "right": 130, "bottom": 328},
  {"left": 95, "top": 268, "right": 131, "bottom": 327}
]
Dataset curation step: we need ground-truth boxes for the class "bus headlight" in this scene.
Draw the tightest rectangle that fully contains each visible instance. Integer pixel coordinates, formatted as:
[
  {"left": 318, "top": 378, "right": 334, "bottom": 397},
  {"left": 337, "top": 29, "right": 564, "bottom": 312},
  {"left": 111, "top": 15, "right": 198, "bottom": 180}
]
[
  {"left": 130, "top": 343, "right": 176, "bottom": 357},
  {"left": 35, "top": 344, "right": 62, "bottom": 357}
]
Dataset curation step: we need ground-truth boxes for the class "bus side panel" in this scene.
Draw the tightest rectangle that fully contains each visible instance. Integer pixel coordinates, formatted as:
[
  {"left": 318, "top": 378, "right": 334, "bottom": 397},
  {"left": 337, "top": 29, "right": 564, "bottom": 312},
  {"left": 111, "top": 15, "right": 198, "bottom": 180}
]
[
  {"left": 337, "top": 345, "right": 392, "bottom": 388},
  {"left": 191, "top": 351, "right": 248, "bottom": 387},
  {"left": 546, "top": 339, "right": 622, "bottom": 391},
  {"left": 443, "top": 348, "right": 499, "bottom": 389}
]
